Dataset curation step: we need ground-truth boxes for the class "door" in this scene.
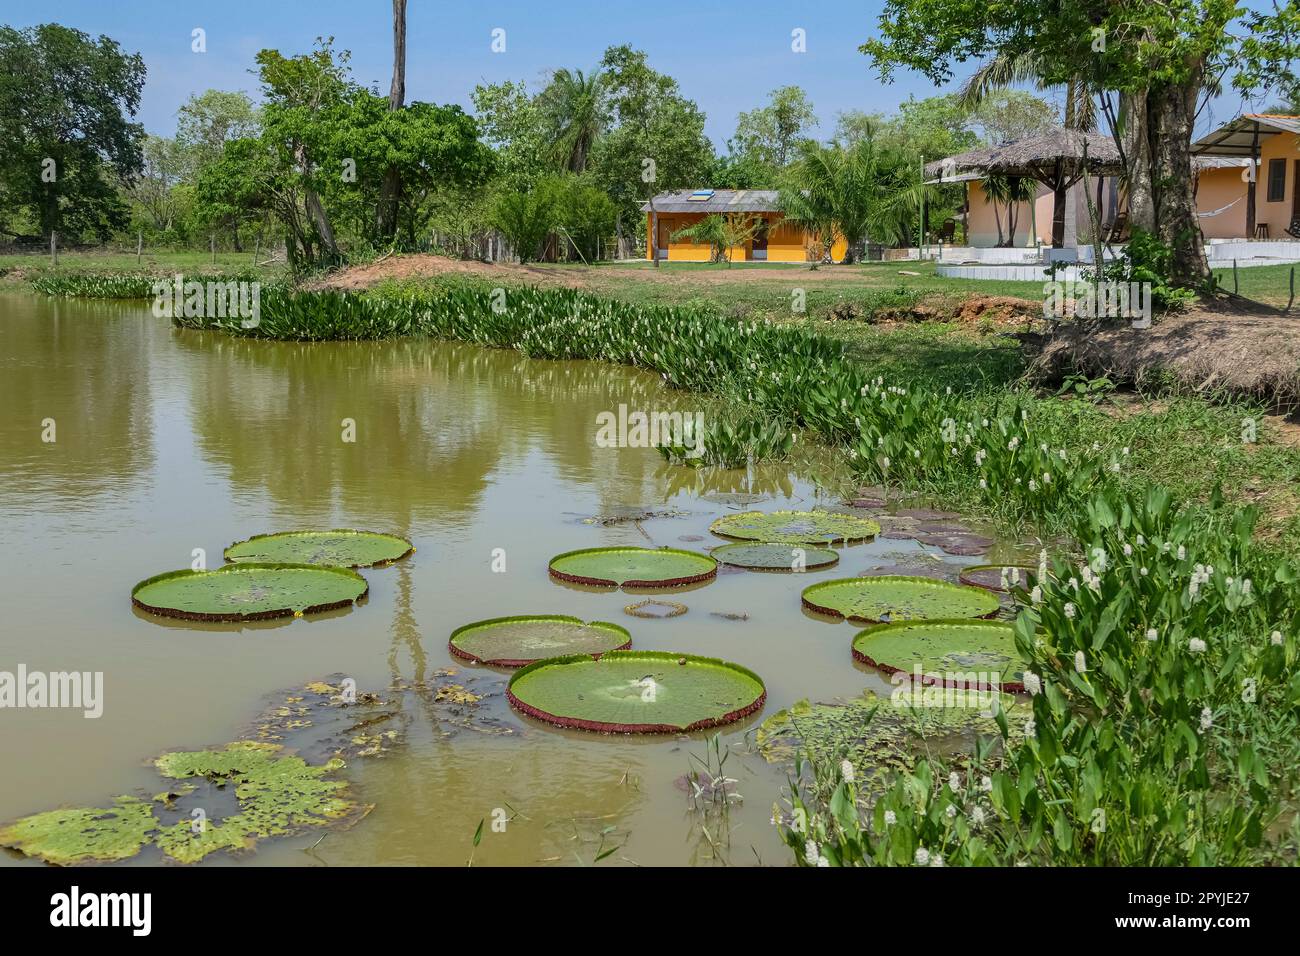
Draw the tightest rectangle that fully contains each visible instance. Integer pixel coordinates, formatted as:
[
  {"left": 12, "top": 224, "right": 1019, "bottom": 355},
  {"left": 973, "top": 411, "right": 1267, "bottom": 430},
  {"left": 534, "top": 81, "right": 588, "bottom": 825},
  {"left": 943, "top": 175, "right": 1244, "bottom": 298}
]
[
  {"left": 656, "top": 218, "right": 671, "bottom": 260},
  {"left": 751, "top": 218, "right": 768, "bottom": 261}
]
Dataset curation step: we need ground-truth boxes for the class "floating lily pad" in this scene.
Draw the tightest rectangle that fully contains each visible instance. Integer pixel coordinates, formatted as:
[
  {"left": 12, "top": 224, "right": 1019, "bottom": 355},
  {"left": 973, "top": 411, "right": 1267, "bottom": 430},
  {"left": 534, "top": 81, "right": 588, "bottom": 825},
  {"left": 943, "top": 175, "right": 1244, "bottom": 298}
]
[
  {"left": 224, "top": 529, "right": 413, "bottom": 568},
  {"left": 624, "top": 599, "right": 688, "bottom": 619},
  {"left": 914, "top": 532, "right": 994, "bottom": 556},
  {"left": 548, "top": 547, "right": 716, "bottom": 588},
  {"left": 507, "top": 651, "right": 766, "bottom": 734},
  {"left": 448, "top": 615, "right": 631, "bottom": 667},
  {"left": 712, "top": 542, "right": 840, "bottom": 571},
  {"left": 852, "top": 619, "right": 1024, "bottom": 690},
  {"left": 0, "top": 797, "right": 155, "bottom": 865},
  {"left": 801, "top": 575, "right": 1000, "bottom": 623},
  {"left": 152, "top": 741, "right": 364, "bottom": 864},
  {"left": 756, "top": 692, "right": 1016, "bottom": 793},
  {"left": 710, "top": 510, "right": 879, "bottom": 545},
  {"left": 131, "top": 563, "right": 368, "bottom": 621},
  {"left": 958, "top": 564, "right": 1038, "bottom": 593}
]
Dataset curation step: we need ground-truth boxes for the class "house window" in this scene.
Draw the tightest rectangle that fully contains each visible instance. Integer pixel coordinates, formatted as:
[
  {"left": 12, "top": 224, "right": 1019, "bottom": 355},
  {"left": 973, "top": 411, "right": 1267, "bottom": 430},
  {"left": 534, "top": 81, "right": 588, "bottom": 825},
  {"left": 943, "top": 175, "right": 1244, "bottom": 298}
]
[{"left": 1267, "top": 158, "right": 1286, "bottom": 202}]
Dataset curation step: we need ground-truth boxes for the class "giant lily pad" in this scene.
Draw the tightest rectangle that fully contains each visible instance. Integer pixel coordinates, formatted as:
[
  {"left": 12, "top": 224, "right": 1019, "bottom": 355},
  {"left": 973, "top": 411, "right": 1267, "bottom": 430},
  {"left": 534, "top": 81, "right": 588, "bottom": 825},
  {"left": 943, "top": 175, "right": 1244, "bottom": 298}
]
[
  {"left": 131, "top": 563, "right": 368, "bottom": 622},
  {"left": 224, "top": 529, "right": 413, "bottom": 568},
  {"left": 851, "top": 619, "right": 1024, "bottom": 691},
  {"left": 152, "top": 741, "right": 364, "bottom": 863},
  {"left": 958, "top": 564, "right": 1037, "bottom": 593},
  {"left": 449, "top": 615, "right": 631, "bottom": 667},
  {"left": 711, "top": 542, "right": 839, "bottom": 571},
  {"left": 548, "top": 547, "right": 716, "bottom": 589},
  {"left": 801, "top": 575, "right": 1000, "bottom": 623},
  {"left": 710, "top": 510, "right": 880, "bottom": 545},
  {"left": 507, "top": 651, "right": 765, "bottom": 734},
  {"left": 0, "top": 797, "right": 155, "bottom": 865}
]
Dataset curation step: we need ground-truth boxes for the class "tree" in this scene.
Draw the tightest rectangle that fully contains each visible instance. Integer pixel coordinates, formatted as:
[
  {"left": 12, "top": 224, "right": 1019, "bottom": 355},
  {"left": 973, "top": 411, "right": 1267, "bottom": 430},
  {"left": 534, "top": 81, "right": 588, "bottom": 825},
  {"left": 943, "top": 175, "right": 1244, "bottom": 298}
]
[
  {"left": 958, "top": 52, "right": 1096, "bottom": 132},
  {"left": 554, "top": 175, "right": 617, "bottom": 261},
  {"left": 471, "top": 80, "right": 549, "bottom": 189},
  {"left": 0, "top": 23, "right": 145, "bottom": 241},
  {"left": 778, "top": 135, "right": 924, "bottom": 263},
  {"left": 670, "top": 213, "right": 762, "bottom": 266},
  {"left": 490, "top": 181, "right": 558, "bottom": 263},
  {"left": 860, "top": 0, "right": 1300, "bottom": 287},
  {"left": 982, "top": 174, "right": 1037, "bottom": 246},
  {"left": 970, "top": 89, "right": 1058, "bottom": 144},
  {"left": 733, "top": 86, "right": 818, "bottom": 168},
  {"left": 178, "top": 90, "right": 260, "bottom": 248},
  {"left": 536, "top": 68, "right": 607, "bottom": 173},
  {"left": 376, "top": 0, "right": 407, "bottom": 242},
  {"left": 127, "top": 135, "right": 190, "bottom": 234}
]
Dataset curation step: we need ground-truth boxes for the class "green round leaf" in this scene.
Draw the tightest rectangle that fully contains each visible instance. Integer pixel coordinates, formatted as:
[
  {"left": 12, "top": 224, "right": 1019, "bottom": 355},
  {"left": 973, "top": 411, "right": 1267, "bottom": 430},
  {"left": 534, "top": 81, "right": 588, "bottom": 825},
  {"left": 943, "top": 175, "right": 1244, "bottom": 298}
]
[
  {"left": 224, "top": 529, "right": 413, "bottom": 568},
  {"left": 801, "top": 575, "right": 1000, "bottom": 623},
  {"left": 711, "top": 542, "right": 840, "bottom": 571},
  {"left": 852, "top": 619, "right": 1024, "bottom": 690},
  {"left": 448, "top": 615, "right": 631, "bottom": 667},
  {"left": 507, "top": 651, "right": 766, "bottom": 733},
  {"left": 548, "top": 547, "right": 717, "bottom": 588},
  {"left": 958, "top": 563, "right": 1038, "bottom": 593},
  {"left": 132, "top": 563, "right": 369, "bottom": 622},
  {"left": 710, "top": 510, "right": 880, "bottom": 544}
]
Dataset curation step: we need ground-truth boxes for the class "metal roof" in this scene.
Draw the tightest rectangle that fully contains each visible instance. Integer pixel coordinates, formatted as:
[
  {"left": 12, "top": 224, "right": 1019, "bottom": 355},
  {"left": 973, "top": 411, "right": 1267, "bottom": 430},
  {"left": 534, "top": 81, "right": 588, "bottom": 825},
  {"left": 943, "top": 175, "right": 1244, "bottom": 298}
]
[
  {"left": 1193, "top": 115, "right": 1300, "bottom": 157},
  {"left": 641, "top": 189, "right": 782, "bottom": 214}
]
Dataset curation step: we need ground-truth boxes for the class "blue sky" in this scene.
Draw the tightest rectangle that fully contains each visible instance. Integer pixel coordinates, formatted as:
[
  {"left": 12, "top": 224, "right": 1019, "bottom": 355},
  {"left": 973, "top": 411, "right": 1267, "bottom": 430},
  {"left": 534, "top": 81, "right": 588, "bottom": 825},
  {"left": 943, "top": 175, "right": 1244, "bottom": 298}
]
[{"left": 9, "top": 1, "right": 1270, "bottom": 147}]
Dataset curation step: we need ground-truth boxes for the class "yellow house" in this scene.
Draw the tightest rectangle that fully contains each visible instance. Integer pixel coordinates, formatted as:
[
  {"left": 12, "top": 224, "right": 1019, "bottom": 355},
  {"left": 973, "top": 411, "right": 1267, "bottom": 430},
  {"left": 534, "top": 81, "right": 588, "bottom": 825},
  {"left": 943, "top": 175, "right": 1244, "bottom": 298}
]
[
  {"left": 1193, "top": 114, "right": 1300, "bottom": 240},
  {"left": 642, "top": 189, "right": 848, "bottom": 263}
]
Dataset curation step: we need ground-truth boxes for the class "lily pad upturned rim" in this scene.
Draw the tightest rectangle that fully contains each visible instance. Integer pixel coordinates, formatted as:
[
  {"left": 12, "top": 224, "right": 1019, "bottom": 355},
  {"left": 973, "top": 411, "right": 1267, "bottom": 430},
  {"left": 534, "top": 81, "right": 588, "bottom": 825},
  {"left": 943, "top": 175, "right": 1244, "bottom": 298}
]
[
  {"left": 957, "top": 563, "right": 1038, "bottom": 593},
  {"left": 801, "top": 574, "right": 1001, "bottom": 624},
  {"left": 223, "top": 528, "right": 414, "bottom": 568},
  {"left": 447, "top": 614, "right": 632, "bottom": 668},
  {"left": 710, "top": 542, "right": 840, "bottom": 571},
  {"left": 130, "top": 563, "right": 369, "bottom": 622},
  {"left": 547, "top": 546, "right": 718, "bottom": 589},
  {"left": 709, "top": 509, "right": 881, "bottom": 545},
  {"left": 506, "top": 651, "right": 767, "bottom": 735},
  {"left": 850, "top": 618, "right": 1025, "bottom": 692}
]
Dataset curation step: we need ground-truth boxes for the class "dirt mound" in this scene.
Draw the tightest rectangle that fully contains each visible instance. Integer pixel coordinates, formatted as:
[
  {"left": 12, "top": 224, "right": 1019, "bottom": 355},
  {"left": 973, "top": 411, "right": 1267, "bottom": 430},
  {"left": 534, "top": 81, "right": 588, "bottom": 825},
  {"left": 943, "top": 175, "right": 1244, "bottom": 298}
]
[
  {"left": 1030, "top": 299, "right": 1300, "bottom": 411},
  {"left": 310, "top": 254, "right": 588, "bottom": 291},
  {"left": 951, "top": 295, "right": 1042, "bottom": 325}
]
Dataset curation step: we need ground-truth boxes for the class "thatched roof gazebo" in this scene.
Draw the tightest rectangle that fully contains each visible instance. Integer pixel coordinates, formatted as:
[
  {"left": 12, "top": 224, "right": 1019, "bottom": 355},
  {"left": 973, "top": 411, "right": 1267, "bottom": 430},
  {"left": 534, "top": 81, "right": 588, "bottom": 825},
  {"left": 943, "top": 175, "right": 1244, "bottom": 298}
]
[{"left": 926, "top": 129, "right": 1123, "bottom": 248}]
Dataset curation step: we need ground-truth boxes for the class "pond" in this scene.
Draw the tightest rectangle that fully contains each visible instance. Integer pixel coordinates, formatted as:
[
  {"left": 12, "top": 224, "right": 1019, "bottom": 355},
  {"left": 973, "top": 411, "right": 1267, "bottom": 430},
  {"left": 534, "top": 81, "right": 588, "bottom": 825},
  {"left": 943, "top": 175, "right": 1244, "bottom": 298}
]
[{"left": 0, "top": 291, "right": 1029, "bottom": 866}]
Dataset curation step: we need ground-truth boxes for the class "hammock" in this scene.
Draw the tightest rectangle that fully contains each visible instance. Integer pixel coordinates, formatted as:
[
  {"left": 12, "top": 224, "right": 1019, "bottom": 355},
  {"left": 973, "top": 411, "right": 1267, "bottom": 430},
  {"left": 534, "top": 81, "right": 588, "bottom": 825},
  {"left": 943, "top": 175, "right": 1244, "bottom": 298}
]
[{"left": 1196, "top": 195, "right": 1244, "bottom": 219}]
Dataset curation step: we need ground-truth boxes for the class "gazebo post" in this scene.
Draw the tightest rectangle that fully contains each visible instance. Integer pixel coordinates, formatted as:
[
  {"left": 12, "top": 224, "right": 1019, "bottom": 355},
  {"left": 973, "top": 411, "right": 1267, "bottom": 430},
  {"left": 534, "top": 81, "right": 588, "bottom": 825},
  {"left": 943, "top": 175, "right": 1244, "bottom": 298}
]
[
  {"left": 1051, "top": 158, "right": 1067, "bottom": 248},
  {"left": 1246, "top": 121, "right": 1259, "bottom": 239}
]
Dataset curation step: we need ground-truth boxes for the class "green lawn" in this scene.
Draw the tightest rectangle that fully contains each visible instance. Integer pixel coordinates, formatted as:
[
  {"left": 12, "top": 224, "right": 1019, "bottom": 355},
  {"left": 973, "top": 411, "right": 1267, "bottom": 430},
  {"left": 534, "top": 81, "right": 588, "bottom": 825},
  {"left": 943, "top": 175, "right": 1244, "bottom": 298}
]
[
  {"left": 0, "top": 249, "right": 290, "bottom": 284},
  {"left": 1210, "top": 261, "right": 1299, "bottom": 307}
]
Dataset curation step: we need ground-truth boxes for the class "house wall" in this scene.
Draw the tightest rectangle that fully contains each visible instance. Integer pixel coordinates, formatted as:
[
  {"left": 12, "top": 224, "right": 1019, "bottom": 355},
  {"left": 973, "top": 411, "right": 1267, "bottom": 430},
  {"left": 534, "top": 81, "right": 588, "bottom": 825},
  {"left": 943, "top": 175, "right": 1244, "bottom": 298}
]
[
  {"left": 1256, "top": 132, "right": 1300, "bottom": 239},
  {"left": 964, "top": 181, "right": 1053, "bottom": 247},
  {"left": 1195, "top": 167, "right": 1250, "bottom": 240},
  {"left": 644, "top": 211, "right": 847, "bottom": 262}
]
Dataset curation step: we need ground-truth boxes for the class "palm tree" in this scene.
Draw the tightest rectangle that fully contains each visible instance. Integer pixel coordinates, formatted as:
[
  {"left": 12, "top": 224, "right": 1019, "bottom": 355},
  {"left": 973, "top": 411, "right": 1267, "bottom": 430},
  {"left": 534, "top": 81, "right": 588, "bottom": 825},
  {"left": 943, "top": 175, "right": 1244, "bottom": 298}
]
[
  {"left": 958, "top": 52, "right": 1096, "bottom": 132},
  {"left": 537, "top": 68, "right": 606, "bottom": 173},
  {"left": 377, "top": 0, "right": 407, "bottom": 242},
  {"left": 779, "top": 135, "right": 924, "bottom": 264}
]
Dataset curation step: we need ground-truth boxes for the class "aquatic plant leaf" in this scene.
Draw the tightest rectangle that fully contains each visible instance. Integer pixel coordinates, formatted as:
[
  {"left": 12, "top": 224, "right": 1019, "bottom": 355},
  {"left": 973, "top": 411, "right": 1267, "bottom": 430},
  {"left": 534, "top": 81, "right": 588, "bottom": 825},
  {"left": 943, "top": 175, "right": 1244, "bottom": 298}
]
[
  {"left": 958, "top": 564, "right": 1038, "bottom": 593},
  {"left": 852, "top": 619, "right": 1025, "bottom": 690},
  {"left": 624, "top": 599, "right": 688, "bottom": 619},
  {"left": 801, "top": 575, "right": 1000, "bottom": 623},
  {"left": 711, "top": 542, "right": 839, "bottom": 571},
  {"left": 756, "top": 692, "right": 1016, "bottom": 791},
  {"left": 224, "top": 529, "right": 413, "bottom": 568},
  {"left": 152, "top": 741, "right": 362, "bottom": 863},
  {"left": 507, "top": 651, "right": 765, "bottom": 734},
  {"left": 0, "top": 797, "right": 155, "bottom": 865},
  {"left": 709, "top": 510, "right": 879, "bottom": 545},
  {"left": 548, "top": 547, "right": 716, "bottom": 588},
  {"left": 131, "top": 563, "right": 368, "bottom": 621},
  {"left": 449, "top": 615, "right": 631, "bottom": 667}
]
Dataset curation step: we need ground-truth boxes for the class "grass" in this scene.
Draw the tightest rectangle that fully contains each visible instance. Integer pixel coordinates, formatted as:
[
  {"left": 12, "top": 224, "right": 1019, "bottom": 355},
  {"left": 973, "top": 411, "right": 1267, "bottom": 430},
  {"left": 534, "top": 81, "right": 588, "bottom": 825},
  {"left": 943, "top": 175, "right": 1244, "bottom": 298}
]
[
  {"left": 0, "top": 248, "right": 290, "bottom": 286},
  {"left": 1209, "top": 261, "right": 1299, "bottom": 307}
]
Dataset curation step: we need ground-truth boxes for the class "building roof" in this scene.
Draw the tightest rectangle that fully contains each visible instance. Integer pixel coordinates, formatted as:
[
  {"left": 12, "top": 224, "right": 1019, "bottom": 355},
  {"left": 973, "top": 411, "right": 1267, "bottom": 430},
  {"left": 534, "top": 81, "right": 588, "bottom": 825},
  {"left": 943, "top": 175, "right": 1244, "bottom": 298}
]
[
  {"left": 641, "top": 189, "right": 781, "bottom": 214},
  {"left": 1193, "top": 115, "right": 1300, "bottom": 156},
  {"left": 925, "top": 129, "right": 1123, "bottom": 186}
]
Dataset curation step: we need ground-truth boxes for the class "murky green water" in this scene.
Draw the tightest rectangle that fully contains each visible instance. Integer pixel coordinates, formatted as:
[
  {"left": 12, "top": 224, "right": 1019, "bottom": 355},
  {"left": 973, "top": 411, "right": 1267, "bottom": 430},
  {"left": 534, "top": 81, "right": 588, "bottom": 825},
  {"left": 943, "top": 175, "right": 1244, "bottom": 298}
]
[{"left": 0, "top": 292, "right": 1028, "bottom": 866}]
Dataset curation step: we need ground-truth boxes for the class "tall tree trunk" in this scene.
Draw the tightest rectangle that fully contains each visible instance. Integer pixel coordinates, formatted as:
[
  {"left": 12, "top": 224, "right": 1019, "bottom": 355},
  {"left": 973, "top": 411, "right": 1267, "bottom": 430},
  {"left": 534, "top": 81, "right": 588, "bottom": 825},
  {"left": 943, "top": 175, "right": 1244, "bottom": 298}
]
[
  {"left": 1150, "top": 73, "right": 1208, "bottom": 285},
  {"left": 295, "top": 144, "right": 339, "bottom": 261},
  {"left": 1121, "top": 91, "right": 1156, "bottom": 235},
  {"left": 377, "top": 0, "right": 407, "bottom": 243}
]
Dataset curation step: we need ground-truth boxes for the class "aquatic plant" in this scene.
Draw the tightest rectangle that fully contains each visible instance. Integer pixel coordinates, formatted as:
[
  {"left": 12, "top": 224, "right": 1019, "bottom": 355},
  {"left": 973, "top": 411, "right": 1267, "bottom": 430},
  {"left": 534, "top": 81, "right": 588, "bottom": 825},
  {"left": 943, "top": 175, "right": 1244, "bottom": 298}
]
[
  {"left": 801, "top": 575, "right": 1001, "bottom": 623},
  {"left": 850, "top": 620, "right": 1024, "bottom": 691},
  {"left": 448, "top": 615, "right": 631, "bottom": 667},
  {"left": 506, "top": 651, "right": 766, "bottom": 734},
  {"left": 710, "top": 510, "right": 880, "bottom": 545},
  {"left": 548, "top": 546, "right": 717, "bottom": 589},
  {"left": 131, "top": 563, "right": 369, "bottom": 621},
  {"left": 224, "top": 529, "right": 413, "bottom": 568},
  {"left": 0, "top": 797, "right": 155, "bottom": 865},
  {"left": 957, "top": 563, "right": 1038, "bottom": 593},
  {"left": 711, "top": 542, "right": 839, "bottom": 571}
]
